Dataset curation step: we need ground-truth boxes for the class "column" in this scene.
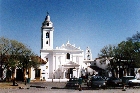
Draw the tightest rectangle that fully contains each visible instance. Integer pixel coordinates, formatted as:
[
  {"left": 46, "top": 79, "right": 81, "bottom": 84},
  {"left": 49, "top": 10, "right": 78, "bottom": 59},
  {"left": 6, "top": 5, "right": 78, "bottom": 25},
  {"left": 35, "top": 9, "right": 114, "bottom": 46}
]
[
  {"left": 77, "top": 68, "right": 79, "bottom": 78},
  {"left": 63, "top": 69, "right": 66, "bottom": 79}
]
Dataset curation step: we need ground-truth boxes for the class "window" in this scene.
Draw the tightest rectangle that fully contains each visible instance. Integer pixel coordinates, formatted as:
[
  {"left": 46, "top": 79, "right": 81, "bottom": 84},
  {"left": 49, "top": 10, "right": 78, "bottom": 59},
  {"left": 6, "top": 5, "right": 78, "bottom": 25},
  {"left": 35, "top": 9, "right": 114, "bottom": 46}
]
[
  {"left": 87, "top": 55, "right": 90, "bottom": 60},
  {"left": 66, "top": 53, "right": 70, "bottom": 59},
  {"left": 46, "top": 32, "right": 49, "bottom": 38},
  {"left": 46, "top": 66, "right": 48, "bottom": 69},
  {"left": 46, "top": 41, "right": 48, "bottom": 44},
  {"left": 46, "top": 58, "right": 48, "bottom": 62},
  {"left": 47, "top": 22, "right": 49, "bottom": 26}
]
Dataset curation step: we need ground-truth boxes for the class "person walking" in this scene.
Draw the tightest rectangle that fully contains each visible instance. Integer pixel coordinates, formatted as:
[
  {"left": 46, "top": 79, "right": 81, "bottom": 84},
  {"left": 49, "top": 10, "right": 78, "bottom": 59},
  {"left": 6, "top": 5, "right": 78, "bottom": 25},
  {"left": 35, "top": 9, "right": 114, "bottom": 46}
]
[{"left": 78, "top": 77, "right": 82, "bottom": 91}]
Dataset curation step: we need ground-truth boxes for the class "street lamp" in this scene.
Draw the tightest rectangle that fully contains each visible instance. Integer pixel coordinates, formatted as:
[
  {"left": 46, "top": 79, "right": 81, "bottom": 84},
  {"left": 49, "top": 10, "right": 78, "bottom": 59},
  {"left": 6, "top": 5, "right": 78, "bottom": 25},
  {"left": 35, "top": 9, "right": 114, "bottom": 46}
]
[{"left": 24, "top": 56, "right": 31, "bottom": 84}]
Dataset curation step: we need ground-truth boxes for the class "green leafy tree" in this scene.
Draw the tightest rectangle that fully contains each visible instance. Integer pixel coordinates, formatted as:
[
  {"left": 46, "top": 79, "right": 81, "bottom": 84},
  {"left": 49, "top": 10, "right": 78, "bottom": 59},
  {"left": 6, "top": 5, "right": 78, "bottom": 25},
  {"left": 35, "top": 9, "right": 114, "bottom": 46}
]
[
  {"left": 99, "top": 32, "right": 140, "bottom": 77},
  {"left": 0, "top": 37, "right": 40, "bottom": 80},
  {"left": 127, "top": 31, "right": 140, "bottom": 67}
]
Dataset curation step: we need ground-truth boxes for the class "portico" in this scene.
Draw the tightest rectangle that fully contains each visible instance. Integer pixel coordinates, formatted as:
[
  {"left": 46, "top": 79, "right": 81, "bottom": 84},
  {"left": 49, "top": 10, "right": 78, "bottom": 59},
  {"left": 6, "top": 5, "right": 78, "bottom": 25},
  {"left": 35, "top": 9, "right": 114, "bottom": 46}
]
[{"left": 63, "top": 61, "right": 80, "bottom": 79}]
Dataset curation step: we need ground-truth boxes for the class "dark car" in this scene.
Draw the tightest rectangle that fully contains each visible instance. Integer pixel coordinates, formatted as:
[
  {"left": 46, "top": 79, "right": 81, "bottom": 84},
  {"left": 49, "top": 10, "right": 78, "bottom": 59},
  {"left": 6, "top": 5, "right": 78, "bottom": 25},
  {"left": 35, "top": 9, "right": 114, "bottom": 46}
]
[
  {"left": 89, "top": 76, "right": 106, "bottom": 89},
  {"left": 87, "top": 75, "right": 92, "bottom": 87},
  {"left": 106, "top": 77, "right": 122, "bottom": 88},
  {"left": 65, "top": 78, "right": 79, "bottom": 88}
]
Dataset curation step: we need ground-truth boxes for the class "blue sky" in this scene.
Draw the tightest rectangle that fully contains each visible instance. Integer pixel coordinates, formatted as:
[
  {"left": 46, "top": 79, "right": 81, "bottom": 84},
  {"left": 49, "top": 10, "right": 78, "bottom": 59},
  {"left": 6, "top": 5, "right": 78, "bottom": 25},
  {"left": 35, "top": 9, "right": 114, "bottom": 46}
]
[{"left": 0, "top": 0, "right": 140, "bottom": 59}]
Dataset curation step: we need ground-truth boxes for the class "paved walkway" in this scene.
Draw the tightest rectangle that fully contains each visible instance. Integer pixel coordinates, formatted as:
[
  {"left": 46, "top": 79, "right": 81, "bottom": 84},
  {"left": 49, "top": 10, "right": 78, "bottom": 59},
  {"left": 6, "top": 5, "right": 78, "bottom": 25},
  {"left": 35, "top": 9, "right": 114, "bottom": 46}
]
[
  {"left": 0, "top": 82, "right": 140, "bottom": 93},
  {"left": 0, "top": 88, "right": 140, "bottom": 93},
  {"left": 0, "top": 81, "right": 67, "bottom": 89},
  {"left": 0, "top": 82, "right": 28, "bottom": 89}
]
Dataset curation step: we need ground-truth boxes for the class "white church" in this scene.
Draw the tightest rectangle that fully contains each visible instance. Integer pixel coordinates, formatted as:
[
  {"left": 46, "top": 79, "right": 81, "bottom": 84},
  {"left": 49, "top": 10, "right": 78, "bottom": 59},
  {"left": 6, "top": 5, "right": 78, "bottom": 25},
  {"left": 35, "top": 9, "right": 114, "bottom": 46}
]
[
  {"left": 36, "top": 14, "right": 109, "bottom": 81},
  {"left": 26, "top": 13, "right": 140, "bottom": 82}
]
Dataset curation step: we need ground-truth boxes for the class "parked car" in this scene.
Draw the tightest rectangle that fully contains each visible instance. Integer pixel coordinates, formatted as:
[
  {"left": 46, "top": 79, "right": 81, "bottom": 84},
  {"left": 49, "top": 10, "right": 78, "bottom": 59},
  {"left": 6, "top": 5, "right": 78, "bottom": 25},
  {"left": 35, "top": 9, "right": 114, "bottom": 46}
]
[
  {"left": 122, "top": 76, "right": 135, "bottom": 86},
  {"left": 65, "top": 78, "right": 79, "bottom": 88},
  {"left": 87, "top": 75, "right": 92, "bottom": 87},
  {"left": 87, "top": 76, "right": 106, "bottom": 89},
  {"left": 106, "top": 77, "right": 122, "bottom": 88},
  {"left": 128, "top": 78, "right": 140, "bottom": 87}
]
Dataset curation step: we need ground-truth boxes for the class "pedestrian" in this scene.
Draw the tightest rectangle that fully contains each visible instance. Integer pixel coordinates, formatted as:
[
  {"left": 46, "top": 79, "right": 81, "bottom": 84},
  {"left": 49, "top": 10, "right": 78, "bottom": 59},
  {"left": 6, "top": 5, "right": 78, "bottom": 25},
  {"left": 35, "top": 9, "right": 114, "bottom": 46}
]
[{"left": 78, "top": 77, "right": 82, "bottom": 91}]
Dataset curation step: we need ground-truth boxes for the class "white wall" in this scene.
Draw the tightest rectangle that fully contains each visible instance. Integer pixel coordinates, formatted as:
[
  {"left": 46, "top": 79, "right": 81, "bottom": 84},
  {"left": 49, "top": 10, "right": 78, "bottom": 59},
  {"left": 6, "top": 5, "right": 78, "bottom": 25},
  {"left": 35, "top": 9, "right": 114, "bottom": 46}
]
[
  {"left": 31, "top": 67, "right": 35, "bottom": 80},
  {"left": 96, "top": 59, "right": 110, "bottom": 70}
]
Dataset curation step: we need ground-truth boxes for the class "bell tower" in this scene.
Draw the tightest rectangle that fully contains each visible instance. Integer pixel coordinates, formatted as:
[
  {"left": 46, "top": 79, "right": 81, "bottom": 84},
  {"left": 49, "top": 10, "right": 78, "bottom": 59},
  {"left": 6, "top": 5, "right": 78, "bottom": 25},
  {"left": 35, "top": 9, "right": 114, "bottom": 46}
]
[
  {"left": 41, "top": 13, "right": 54, "bottom": 50},
  {"left": 85, "top": 47, "right": 92, "bottom": 60}
]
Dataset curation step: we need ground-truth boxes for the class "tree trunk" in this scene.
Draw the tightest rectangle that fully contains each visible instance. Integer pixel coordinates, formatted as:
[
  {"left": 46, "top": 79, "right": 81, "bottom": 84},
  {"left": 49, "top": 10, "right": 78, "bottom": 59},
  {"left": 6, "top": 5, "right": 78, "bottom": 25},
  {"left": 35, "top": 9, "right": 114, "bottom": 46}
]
[
  {"left": 23, "top": 68, "right": 26, "bottom": 81},
  {"left": 11, "top": 68, "right": 16, "bottom": 80},
  {"left": 28, "top": 68, "right": 31, "bottom": 78},
  {"left": 123, "top": 68, "right": 127, "bottom": 76}
]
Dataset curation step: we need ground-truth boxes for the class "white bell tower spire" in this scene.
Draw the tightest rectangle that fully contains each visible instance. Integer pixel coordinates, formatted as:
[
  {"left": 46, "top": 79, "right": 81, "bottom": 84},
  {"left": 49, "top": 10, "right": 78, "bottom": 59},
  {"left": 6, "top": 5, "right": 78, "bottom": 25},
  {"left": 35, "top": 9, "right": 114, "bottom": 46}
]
[
  {"left": 41, "top": 13, "right": 54, "bottom": 50},
  {"left": 85, "top": 47, "right": 92, "bottom": 60}
]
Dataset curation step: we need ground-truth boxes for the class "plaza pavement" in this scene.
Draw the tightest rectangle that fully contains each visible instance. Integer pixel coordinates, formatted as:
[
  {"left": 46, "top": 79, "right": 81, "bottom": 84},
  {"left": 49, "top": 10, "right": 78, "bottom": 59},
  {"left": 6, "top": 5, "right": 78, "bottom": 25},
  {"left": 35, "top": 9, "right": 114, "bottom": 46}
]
[
  {"left": 0, "top": 81, "right": 140, "bottom": 93},
  {"left": 0, "top": 82, "right": 27, "bottom": 89},
  {"left": 0, "top": 87, "right": 140, "bottom": 93},
  {"left": 0, "top": 81, "right": 67, "bottom": 89}
]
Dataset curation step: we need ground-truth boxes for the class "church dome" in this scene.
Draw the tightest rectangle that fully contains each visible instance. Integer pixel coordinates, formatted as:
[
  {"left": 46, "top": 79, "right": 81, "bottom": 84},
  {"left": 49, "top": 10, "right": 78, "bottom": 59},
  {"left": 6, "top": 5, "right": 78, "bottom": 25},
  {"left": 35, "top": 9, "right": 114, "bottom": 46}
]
[
  {"left": 42, "top": 13, "right": 53, "bottom": 28},
  {"left": 45, "top": 15, "right": 50, "bottom": 22}
]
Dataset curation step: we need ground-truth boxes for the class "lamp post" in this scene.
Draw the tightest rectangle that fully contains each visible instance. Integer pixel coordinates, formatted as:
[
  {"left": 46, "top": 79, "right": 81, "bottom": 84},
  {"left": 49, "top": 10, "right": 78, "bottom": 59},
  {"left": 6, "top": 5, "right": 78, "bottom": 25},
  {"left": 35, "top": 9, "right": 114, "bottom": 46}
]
[
  {"left": 24, "top": 56, "right": 27, "bottom": 85},
  {"left": 26, "top": 56, "right": 31, "bottom": 83}
]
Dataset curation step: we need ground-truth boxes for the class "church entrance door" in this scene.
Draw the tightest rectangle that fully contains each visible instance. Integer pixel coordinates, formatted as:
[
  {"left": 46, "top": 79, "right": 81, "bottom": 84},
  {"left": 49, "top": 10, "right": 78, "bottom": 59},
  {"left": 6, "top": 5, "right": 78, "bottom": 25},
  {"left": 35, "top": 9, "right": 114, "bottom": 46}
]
[
  {"left": 35, "top": 69, "right": 40, "bottom": 80},
  {"left": 66, "top": 68, "right": 75, "bottom": 79}
]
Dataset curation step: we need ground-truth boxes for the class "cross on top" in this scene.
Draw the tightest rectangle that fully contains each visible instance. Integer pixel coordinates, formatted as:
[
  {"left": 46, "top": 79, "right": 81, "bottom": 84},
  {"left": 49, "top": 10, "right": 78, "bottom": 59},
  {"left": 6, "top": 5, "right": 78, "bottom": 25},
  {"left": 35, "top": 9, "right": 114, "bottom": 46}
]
[{"left": 47, "top": 12, "right": 49, "bottom": 15}]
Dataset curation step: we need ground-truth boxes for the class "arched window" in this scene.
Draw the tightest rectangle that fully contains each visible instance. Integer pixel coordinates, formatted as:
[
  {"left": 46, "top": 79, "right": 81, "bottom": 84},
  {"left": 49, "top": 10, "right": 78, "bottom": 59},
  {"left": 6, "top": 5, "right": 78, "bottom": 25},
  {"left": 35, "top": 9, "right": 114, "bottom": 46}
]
[
  {"left": 46, "top": 41, "right": 48, "bottom": 44},
  {"left": 46, "top": 58, "right": 48, "bottom": 62},
  {"left": 46, "top": 32, "right": 49, "bottom": 38},
  {"left": 47, "top": 22, "right": 49, "bottom": 26},
  {"left": 67, "top": 53, "right": 70, "bottom": 59},
  {"left": 87, "top": 55, "right": 90, "bottom": 60}
]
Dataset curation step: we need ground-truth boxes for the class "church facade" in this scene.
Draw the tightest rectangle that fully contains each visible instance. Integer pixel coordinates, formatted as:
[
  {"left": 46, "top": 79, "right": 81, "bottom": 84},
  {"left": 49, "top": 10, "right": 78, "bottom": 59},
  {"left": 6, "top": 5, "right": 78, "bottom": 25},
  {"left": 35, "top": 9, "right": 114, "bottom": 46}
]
[{"left": 39, "top": 14, "right": 94, "bottom": 80}]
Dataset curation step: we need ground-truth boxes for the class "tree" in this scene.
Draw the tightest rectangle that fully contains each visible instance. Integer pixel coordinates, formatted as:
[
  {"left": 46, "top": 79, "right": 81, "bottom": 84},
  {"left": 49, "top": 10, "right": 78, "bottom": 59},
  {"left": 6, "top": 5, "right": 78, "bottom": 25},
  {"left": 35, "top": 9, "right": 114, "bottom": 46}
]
[
  {"left": 98, "top": 45, "right": 117, "bottom": 77},
  {"left": 0, "top": 37, "right": 40, "bottom": 81},
  {"left": 98, "top": 32, "right": 140, "bottom": 77},
  {"left": 127, "top": 31, "right": 140, "bottom": 67},
  {"left": 99, "top": 44, "right": 116, "bottom": 58}
]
